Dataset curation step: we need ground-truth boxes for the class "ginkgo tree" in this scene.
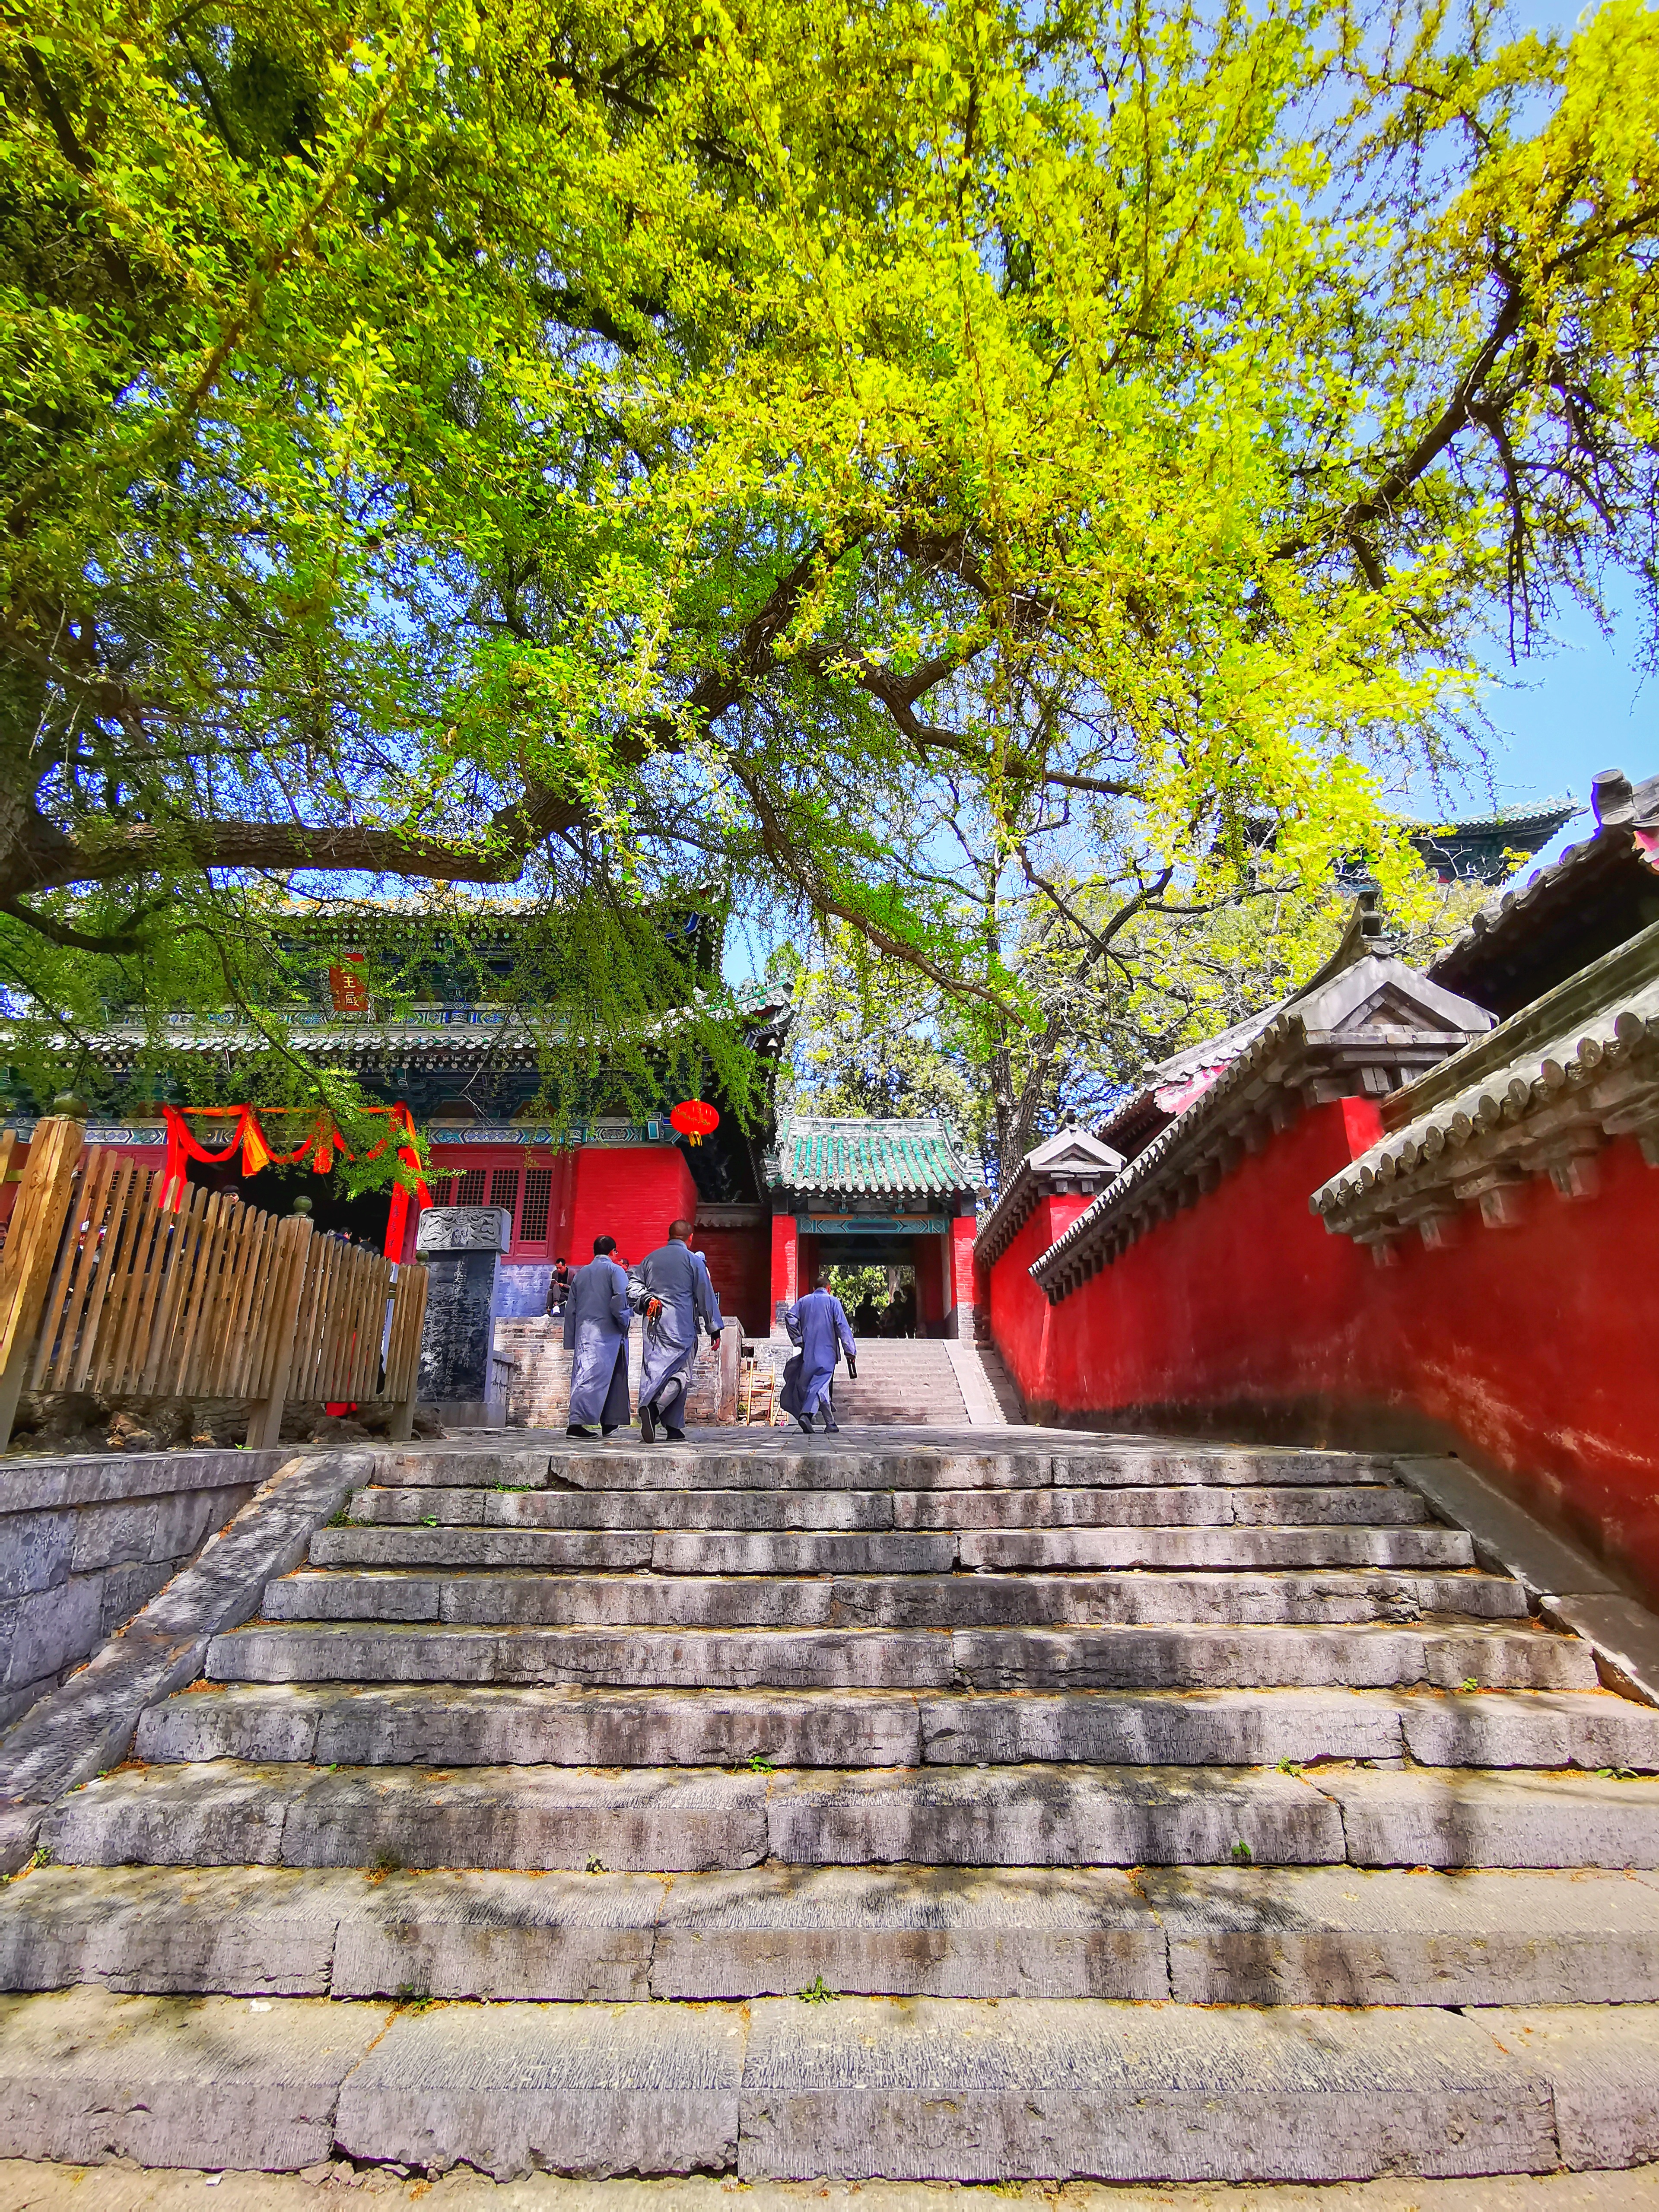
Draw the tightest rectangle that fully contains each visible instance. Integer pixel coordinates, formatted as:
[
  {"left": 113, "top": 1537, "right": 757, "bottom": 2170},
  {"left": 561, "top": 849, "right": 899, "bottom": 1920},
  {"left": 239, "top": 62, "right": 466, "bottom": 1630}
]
[{"left": 2, "top": 0, "right": 1655, "bottom": 1139}]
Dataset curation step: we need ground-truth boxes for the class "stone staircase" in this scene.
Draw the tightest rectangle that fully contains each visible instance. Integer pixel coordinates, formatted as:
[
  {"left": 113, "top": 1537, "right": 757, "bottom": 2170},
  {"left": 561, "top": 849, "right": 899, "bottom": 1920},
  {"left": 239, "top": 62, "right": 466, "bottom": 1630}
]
[
  {"left": 830, "top": 1338, "right": 1018, "bottom": 1425},
  {"left": 3, "top": 1426, "right": 1659, "bottom": 2182}
]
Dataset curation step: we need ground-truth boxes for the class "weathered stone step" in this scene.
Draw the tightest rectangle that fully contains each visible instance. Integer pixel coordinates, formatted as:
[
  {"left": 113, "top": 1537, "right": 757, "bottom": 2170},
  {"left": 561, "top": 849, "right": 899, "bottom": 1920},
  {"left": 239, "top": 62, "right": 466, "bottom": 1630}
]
[
  {"left": 206, "top": 1619, "right": 1597, "bottom": 1691},
  {"left": 345, "top": 1481, "right": 1432, "bottom": 1531},
  {"left": 371, "top": 1443, "right": 1399, "bottom": 1494},
  {"left": 958, "top": 1526, "right": 1471, "bottom": 1570},
  {"left": 40, "top": 1758, "right": 1336, "bottom": 1872},
  {"left": 921, "top": 1682, "right": 1659, "bottom": 1770},
  {"left": 1151, "top": 1862, "right": 1659, "bottom": 2005},
  {"left": 261, "top": 1567, "right": 1524, "bottom": 1630},
  {"left": 314, "top": 1529, "right": 952, "bottom": 1573},
  {"left": 311, "top": 1523, "right": 1471, "bottom": 1573},
  {"left": 950, "top": 1622, "right": 1595, "bottom": 1693},
  {"left": 10, "top": 1981, "right": 1651, "bottom": 2179},
  {"left": 9, "top": 1862, "right": 1659, "bottom": 2008},
  {"left": 133, "top": 1681, "right": 1659, "bottom": 1773},
  {"left": 41, "top": 1758, "right": 1659, "bottom": 1874}
]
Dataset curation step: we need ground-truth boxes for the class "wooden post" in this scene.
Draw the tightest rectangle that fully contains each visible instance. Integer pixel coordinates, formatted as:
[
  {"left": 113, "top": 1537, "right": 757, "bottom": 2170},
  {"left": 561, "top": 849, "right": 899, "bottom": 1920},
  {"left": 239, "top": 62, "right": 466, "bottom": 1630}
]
[
  {"left": 0, "top": 1112, "right": 87, "bottom": 1451},
  {"left": 718, "top": 1319, "right": 742, "bottom": 1425},
  {"left": 247, "top": 1212, "right": 314, "bottom": 1450}
]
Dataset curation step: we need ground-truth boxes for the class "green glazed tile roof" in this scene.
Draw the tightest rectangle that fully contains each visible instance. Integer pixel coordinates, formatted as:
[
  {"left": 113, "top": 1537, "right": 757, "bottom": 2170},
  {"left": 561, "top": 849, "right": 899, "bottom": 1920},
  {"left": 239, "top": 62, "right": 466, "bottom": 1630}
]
[{"left": 766, "top": 1115, "right": 979, "bottom": 1198}]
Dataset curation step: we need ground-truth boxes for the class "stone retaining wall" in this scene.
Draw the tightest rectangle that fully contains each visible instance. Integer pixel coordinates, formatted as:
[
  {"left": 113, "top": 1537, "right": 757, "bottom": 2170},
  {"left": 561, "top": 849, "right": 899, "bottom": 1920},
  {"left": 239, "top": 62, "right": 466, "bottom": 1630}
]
[
  {"left": 493, "top": 1320, "right": 740, "bottom": 1427},
  {"left": 0, "top": 1448, "right": 292, "bottom": 1734}
]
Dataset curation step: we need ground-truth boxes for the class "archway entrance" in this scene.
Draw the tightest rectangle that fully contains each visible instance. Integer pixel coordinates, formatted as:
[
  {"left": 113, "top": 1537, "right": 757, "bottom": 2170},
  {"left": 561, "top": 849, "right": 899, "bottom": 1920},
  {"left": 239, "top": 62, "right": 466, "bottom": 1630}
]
[
  {"left": 797, "top": 1220, "right": 953, "bottom": 1334},
  {"left": 820, "top": 1259, "right": 918, "bottom": 1339}
]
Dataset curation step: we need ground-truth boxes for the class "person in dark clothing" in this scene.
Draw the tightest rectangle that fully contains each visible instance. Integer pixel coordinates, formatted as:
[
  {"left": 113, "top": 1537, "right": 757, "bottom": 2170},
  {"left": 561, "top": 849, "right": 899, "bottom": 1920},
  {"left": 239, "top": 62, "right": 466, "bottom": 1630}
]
[
  {"left": 783, "top": 1285, "right": 857, "bottom": 1434},
  {"left": 547, "top": 1256, "right": 572, "bottom": 1317}
]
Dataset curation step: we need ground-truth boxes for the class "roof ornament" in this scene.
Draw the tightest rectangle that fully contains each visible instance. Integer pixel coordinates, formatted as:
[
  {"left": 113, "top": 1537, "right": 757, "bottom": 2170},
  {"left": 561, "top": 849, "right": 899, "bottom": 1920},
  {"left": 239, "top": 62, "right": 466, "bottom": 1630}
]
[
  {"left": 1290, "top": 884, "right": 1397, "bottom": 1002},
  {"left": 1592, "top": 768, "right": 1636, "bottom": 827}
]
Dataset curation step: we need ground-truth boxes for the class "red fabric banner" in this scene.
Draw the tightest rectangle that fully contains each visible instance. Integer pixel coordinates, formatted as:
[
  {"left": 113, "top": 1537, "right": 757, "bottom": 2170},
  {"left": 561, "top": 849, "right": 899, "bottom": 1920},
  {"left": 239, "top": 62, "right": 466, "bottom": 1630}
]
[{"left": 159, "top": 1103, "right": 431, "bottom": 1259}]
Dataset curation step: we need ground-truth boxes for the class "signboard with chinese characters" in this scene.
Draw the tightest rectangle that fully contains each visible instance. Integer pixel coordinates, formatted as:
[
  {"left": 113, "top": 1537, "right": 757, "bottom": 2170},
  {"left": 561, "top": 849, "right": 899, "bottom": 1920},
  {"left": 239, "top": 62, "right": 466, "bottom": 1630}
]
[
  {"left": 327, "top": 960, "right": 371, "bottom": 1014},
  {"left": 800, "top": 1214, "right": 950, "bottom": 1236},
  {"left": 430, "top": 1121, "right": 670, "bottom": 1148}
]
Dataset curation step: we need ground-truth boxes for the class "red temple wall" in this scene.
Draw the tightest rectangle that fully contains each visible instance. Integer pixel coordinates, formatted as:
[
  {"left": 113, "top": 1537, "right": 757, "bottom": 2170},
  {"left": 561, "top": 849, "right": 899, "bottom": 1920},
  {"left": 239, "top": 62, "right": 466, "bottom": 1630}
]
[
  {"left": 985, "top": 1192, "right": 1096, "bottom": 1408},
  {"left": 988, "top": 1100, "right": 1659, "bottom": 1601},
  {"left": 694, "top": 1227, "right": 772, "bottom": 1339},
  {"left": 566, "top": 1146, "right": 700, "bottom": 1272},
  {"left": 1040, "top": 1101, "right": 1379, "bottom": 1419}
]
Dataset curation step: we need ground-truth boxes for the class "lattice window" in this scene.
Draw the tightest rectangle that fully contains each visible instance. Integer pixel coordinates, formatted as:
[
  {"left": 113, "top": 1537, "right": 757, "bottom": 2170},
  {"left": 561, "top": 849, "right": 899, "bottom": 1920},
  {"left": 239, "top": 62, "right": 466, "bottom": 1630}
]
[
  {"left": 520, "top": 1167, "right": 553, "bottom": 1245},
  {"left": 455, "top": 1169, "right": 486, "bottom": 1207},
  {"left": 489, "top": 1166, "right": 521, "bottom": 1227}
]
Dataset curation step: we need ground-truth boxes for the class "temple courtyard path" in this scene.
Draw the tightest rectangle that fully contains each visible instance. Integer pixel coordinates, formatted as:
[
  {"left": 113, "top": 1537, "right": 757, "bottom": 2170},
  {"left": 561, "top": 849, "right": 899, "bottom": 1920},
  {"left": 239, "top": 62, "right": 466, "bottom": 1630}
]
[{"left": 4, "top": 2156, "right": 1659, "bottom": 2212}]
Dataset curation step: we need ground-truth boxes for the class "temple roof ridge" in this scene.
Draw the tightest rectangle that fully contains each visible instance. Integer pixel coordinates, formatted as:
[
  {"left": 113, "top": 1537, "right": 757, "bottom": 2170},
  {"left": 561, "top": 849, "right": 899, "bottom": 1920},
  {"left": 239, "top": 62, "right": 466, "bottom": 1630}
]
[
  {"left": 1315, "top": 913, "right": 1659, "bottom": 1246},
  {"left": 1034, "top": 951, "right": 1493, "bottom": 1297},
  {"left": 1428, "top": 764, "right": 1659, "bottom": 1007},
  {"left": 975, "top": 1121, "right": 1125, "bottom": 1270},
  {"left": 766, "top": 1111, "right": 982, "bottom": 1200}
]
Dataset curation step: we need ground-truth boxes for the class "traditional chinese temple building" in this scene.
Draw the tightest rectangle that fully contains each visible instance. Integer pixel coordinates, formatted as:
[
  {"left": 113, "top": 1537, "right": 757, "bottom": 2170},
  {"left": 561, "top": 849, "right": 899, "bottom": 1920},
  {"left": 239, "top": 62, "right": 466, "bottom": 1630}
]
[
  {"left": 1404, "top": 798, "right": 1577, "bottom": 882},
  {"left": 764, "top": 1114, "right": 984, "bottom": 1338},
  {"left": 7, "top": 906, "right": 990, "bottom": 1344},
  {"left": 0, "top": 906, "right": 773, "bottom": 1332}
]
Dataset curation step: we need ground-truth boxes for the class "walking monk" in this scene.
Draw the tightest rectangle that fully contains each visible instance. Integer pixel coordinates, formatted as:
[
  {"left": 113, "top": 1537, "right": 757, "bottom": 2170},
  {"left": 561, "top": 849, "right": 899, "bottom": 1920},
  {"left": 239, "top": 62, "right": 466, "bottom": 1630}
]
[
  {"left": 629, "top": 1219, "right": 722, "bottom": 1443},
  {"left": 562, "top": 1235, "right": 632, "bottom": 1437},
  {"left": 783, "top": 1284, "right": 858, "bottom": 1434}
]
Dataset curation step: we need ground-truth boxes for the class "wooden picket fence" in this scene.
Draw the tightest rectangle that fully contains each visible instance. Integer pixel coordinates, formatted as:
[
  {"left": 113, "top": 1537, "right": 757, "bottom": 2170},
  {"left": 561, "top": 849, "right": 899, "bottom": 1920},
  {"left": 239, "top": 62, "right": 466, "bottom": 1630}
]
[{"left": 0, "top": 1115, "right": 428, "bottom": 1450}]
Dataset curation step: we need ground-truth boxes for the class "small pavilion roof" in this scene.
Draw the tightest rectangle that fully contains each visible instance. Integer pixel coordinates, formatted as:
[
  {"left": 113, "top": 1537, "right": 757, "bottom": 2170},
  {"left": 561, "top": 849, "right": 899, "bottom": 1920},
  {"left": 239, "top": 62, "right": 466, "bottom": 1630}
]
[{"left": 766, "top": 1115, "right": 979, "bottom": 1200}]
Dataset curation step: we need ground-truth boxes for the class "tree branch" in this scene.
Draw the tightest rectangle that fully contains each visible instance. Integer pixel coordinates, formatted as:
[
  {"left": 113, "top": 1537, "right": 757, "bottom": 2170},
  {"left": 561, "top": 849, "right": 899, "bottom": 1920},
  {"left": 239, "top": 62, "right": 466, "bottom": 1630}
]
[
  {"left": 0, "top": 890, "right": 172, "bottom": 953},
  {"left": 1274, "top": 277, "right": 1526, "bottom": 563}
]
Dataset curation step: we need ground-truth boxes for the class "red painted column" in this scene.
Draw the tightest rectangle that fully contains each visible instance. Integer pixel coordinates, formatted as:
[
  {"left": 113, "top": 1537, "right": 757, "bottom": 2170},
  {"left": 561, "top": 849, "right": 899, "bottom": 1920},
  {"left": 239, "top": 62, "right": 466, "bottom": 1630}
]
[
  {"left": 550, "top": 1148, "right": 576, "bottom": 1260},
  {"left": 946, "top": 1214, "right": 978, "bottom": 1335},
  {"left": 770, "top": 1211, "right": 798, "bottom": 1330}
]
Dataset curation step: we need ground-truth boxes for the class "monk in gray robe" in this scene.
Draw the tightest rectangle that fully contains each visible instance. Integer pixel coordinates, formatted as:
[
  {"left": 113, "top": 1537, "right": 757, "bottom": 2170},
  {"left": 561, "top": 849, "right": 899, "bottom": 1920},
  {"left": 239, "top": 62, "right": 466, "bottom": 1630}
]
[
  {"left": 784, "top": 1286, "right": 857, "bottom": 1433},
  {"left": 629, "top": 1220, "right": 722, "bottom": 1443},
  {"left": 563, "top": 1235, "right": 632, "bottom": 1437}
]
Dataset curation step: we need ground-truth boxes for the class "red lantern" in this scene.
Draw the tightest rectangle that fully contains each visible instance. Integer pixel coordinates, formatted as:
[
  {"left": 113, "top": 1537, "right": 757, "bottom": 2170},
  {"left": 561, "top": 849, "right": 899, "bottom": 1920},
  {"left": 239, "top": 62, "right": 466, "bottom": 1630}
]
[{"left": 671, "top": 1100, "right": 720, "bottom": 1145}]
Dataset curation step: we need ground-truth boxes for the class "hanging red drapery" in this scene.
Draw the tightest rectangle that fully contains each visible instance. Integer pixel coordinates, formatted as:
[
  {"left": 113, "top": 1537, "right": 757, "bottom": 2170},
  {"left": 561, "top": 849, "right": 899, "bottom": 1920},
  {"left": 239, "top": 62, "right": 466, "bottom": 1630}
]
[{"left": 159, "top": 1103, "right": 431, "bottom": 1258}]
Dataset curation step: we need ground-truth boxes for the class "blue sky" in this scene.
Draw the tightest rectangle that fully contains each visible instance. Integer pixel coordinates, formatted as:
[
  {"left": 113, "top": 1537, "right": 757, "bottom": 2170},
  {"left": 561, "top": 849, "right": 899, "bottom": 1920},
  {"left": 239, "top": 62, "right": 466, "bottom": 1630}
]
[
  {"left": 1430, "top": 572, "right": 1652, "bottom": 879},
  {"left": 1451, "top": 0, "right": 1655, "bottom": 878}
]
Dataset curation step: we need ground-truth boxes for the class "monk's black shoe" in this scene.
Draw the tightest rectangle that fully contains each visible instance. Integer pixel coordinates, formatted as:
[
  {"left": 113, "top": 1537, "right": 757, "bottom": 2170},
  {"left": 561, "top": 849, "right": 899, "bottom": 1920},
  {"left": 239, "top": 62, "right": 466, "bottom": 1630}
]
[
  {"left": 820, "top": 1413, "right": 840, "bottom": 1433},
  {"left": 566, "top": 1424, "right": 597, "bottom": 1437},
  {"left": 600, "top": 1424, "right": 619, "bottom": 1436},
  {"left": 640, "top": 1400, "right": 657, "bottom": 1443},
  {"left": 796, "top": 1414, "right": 814, "bottom": 1435},
  {"left": 664, "top": 1426, "right": 686, "bottom": 1442}
]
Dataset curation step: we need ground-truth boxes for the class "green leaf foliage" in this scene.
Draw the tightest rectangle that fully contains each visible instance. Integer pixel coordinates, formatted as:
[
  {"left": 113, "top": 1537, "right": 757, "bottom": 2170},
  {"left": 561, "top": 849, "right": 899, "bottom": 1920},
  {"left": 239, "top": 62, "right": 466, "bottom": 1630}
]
[{"left": 1, "top": 0, "right": 1654, "bottom": 1157}]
